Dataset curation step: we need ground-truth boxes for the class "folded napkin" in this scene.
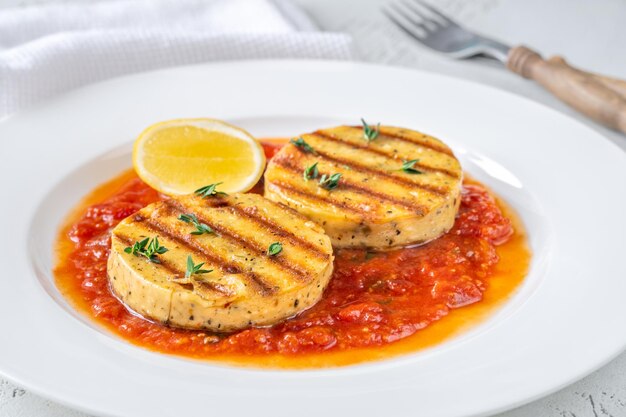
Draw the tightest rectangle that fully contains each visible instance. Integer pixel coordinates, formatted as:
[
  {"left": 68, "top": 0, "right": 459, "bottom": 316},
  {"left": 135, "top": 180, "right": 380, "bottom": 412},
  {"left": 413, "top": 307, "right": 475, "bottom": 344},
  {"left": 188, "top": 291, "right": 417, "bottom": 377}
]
[{"left": 0, "top": 0, "right": 354, "bottom": 119}]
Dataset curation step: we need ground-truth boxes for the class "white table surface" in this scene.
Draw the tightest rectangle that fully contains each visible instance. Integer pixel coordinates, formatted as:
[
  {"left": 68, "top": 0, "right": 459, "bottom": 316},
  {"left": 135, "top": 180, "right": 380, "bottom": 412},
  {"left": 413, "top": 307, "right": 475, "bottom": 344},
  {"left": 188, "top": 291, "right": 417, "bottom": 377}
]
[{"left": 1, "top": 0, "right": 625, "bottom": 416}]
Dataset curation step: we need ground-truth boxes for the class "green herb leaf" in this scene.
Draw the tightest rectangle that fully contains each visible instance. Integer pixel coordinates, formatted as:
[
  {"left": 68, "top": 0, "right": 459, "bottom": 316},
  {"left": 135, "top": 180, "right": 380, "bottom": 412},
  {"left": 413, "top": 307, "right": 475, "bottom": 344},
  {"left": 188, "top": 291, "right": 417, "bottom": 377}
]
[
  {"left": 185, "top": 255, "right": 213, "bottom": 279},
  {"left": 319, "top": 172, "right": 342, "bottom": 190},
  {"left": 267, "top": 242, "right": 283, "bottom": 256},
  {"left": 124, "top": 237, "right": 148, "bottom": 255},
  {"left": 289, "top": 137, "right": 316, "bottom": 154},
  {"left": 124, "top": 236, "right": 167, "bottom": 263},
  {"left": 361, "top": 118, "right": 380, "bottom": 142},
  {"left": 178, "top": 213, "right": 215, "bottom": 235},
  {"left": 303, "top": 162, "right": 319, "bottom": 181},
  {"left": 194, "top": 182, "right": 228, "bottom": 198},
  {"left": 178, "top": 213, "right": 197, "bottom": 224},
  {"left": 191, "top": 224, "right": 214, "bottom": 235},
  {"left": 399, "top": 159, "right": 423, "bottom": 175}
]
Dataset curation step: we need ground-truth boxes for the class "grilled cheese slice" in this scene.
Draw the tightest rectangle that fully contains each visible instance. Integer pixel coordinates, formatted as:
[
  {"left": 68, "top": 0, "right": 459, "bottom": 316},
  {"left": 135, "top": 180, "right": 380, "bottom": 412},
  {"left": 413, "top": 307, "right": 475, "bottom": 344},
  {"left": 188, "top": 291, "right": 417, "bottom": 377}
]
[
  {"left": 107, "top": 192, "right": 334, "bottom": 332},
  {"left": 264, "top": 125, "right": 462, "bottom": 248}
]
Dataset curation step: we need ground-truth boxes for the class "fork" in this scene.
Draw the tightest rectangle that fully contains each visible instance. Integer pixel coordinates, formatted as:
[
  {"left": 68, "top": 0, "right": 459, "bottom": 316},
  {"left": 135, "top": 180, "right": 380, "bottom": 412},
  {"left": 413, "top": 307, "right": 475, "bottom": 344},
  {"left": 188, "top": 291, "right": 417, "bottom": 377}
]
[{"left": 384, "top": 0, "right": 626, "bottom": 134}]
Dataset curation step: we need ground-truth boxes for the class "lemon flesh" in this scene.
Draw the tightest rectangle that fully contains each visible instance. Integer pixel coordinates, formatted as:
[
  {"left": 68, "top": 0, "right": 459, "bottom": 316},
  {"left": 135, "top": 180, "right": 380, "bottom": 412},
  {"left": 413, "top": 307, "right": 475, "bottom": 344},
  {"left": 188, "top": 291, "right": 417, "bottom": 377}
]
[{"left": 133, "top": 119, "right": 265, "bottom": 195}]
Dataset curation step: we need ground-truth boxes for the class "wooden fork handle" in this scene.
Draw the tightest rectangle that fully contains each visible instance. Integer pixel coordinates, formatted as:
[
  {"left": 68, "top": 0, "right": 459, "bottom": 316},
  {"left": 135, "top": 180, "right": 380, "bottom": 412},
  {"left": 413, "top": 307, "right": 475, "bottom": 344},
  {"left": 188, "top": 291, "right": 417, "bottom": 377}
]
[{"left": 507, "top": 45, "right": 626, "bottom": 134}]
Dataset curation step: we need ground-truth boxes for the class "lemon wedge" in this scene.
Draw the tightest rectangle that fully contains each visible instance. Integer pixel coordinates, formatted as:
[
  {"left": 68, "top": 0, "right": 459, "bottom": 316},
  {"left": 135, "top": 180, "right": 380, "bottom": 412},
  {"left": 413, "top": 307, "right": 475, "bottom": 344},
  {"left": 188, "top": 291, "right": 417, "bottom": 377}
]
[{"left": 132, "top": 118, "right": 266, "bottom": 195}]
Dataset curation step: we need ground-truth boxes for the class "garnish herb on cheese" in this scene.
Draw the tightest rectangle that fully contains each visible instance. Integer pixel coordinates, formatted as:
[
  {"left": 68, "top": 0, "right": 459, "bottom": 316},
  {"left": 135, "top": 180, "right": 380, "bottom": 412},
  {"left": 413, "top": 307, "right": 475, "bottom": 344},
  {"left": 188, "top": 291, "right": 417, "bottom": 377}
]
[
  {"left": 267, "top": 242, "right": 283, "bottom": 256},
  {"left": 123, "top": 236, "right": 168, "bottom": 263},
  {"left": 178, "top": 213, "right": 215, "bottom": 235},
  {"left": 194, "top": 182, "right": 228, "bottom": 198},
  {"left": 361, "top": 118, "right": 380, "bottom": 142},
  {"left": 303, "top": 162, "right": 319, "bottom": 181},
  {"left": 399, "top": 159, "right": 423, "bottom": 175},
  {"left": 318, "top": 173, "right": 342, "bottom": 190},
  {"left": 185, "top": 255, "right": 213, "bottom": 278},
  {"left": 289, "top": 137, "right": 317, "bottom": 154}
]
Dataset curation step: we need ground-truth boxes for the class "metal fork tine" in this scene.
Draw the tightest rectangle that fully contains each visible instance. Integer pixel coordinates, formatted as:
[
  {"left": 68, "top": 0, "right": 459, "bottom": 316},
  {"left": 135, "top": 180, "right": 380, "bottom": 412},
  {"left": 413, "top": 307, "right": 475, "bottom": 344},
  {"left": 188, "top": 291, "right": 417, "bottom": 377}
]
[
  {"left": 383, "top": 4, "right": 428, "bottom": 40},
  {"left": 391, "top": 1, "right": 433, "bottom": 33},
  {"left": 383, "top": 0, "right": 511, "bottom": 62},
  {"left": 411, "top": 0, "right": 459, "bottom": 27},
  {"left": 400, "top": 0, "right": 445, "bottom": 28}
]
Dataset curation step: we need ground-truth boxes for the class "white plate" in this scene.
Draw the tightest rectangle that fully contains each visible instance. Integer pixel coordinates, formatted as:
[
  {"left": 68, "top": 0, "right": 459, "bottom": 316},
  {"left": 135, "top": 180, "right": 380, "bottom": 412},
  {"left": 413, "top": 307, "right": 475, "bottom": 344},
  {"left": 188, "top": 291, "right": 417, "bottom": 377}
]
[{"left": 0, "top": 61, "right": 625, "bottom": 417}]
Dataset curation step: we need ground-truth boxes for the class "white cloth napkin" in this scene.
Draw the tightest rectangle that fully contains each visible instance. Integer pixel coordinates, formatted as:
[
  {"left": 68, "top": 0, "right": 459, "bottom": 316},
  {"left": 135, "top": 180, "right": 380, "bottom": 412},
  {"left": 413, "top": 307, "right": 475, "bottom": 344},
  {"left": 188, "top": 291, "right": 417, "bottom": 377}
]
[{"left": 0, "top": 0, "right": 354, "bottom": 119}]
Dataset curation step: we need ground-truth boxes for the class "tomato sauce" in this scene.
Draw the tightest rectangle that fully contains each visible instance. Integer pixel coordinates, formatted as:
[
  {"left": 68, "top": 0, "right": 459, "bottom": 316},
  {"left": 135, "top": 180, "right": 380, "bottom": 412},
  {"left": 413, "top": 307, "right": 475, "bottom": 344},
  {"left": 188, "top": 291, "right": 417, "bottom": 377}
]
[{"left": 54, "top": 142, "right": 530, "bottom": 368}]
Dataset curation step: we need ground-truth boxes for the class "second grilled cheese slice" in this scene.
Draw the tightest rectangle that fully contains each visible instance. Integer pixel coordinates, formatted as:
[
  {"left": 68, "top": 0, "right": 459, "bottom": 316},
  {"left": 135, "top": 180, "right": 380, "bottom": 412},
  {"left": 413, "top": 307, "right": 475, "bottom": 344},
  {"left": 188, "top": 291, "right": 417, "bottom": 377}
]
[
  {"left": 264, "top": 125, "right": 462, "bottom": 249},
  {"left": 107, "top": 192, "right": 334, "bottom": 332}
]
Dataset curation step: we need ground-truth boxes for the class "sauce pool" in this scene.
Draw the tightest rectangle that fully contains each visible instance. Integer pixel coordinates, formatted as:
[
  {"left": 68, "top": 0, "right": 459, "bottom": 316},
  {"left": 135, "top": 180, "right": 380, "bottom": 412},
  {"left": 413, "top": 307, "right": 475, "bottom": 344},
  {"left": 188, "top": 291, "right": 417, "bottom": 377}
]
[{"left": 53, "top": 142, "right": 530, "bottom": 368}]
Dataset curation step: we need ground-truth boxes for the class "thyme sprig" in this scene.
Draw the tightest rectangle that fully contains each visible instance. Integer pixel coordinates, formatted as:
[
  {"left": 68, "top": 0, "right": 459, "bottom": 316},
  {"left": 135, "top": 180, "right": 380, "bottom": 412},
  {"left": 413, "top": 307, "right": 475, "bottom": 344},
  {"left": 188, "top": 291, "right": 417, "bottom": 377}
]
[
  {"left": 361, "top": 118, "right": 380, "bottom": 142},
  {"left": 194, "top": 182, "right": 228, "bottom": 198},
  {"left": 178, "top": 213, "right": 215, "bottom": 235},
  {"left": 399, "top": 159, "right": 423, "bottom": 175},
  {"left": 124, "top": 237, "right": 168, "bottom": 263},
  {"left": 185, "top": 255, "right": 213, "bottom": 278},
  {"left": 290, "top": 137, "right": 317, "bottom": 154},
  {"left": 318, "top": 172, "right": 342, "bottom": 190},
  {"left": 267, "top": 242, "right": 283, "bottom": 256},
  {"left": 303, "top": 162, "right": 319, "bottom": 181}
]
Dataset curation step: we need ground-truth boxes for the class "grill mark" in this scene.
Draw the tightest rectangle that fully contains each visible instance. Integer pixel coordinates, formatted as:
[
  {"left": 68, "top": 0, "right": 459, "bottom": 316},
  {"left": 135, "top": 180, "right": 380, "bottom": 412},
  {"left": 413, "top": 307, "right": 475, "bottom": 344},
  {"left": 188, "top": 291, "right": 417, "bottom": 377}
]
[
  {"left": 112, "top": 236, "right": 230, "bottom": 296},
  {"left": 113, "top": 233, "right": 188, "bottom": 278},
  {"left": 163, "top": 199, "right": 315, "bottom": 284},
  {"left": 265, "top": 181, "right": 366, "bottom": 216},
  {"left": 228, "top": 204, "right": 330, "bottom": 260},
  {"left": 271, "top": 158, "right": 428, "bottom": 215},
  {"left": 194, "top": 281, "right": 236, "bottom": 298},
  {"left": 202, "top": 194, "right": 311, "bottom": 223},
  {"left": 199, "top": 196, "right": 330, "bottom": 261},
  {"left": 313, "top": 131, "right": 459, "bottom": 179},
  {"left": 341, "top": 182, "right": 427, "bottom": 215},
  {"left": 348, "top": 125, "right": 454, "bottom": 156},
  {"left": 379, "top": 133, "right": 453, "bottom": 156},
  {"left": 129, "top": 213, "right": 277, "bottom": 296},
  {"left": 295, "top": 139, "right": 450, "bottom": 196}
]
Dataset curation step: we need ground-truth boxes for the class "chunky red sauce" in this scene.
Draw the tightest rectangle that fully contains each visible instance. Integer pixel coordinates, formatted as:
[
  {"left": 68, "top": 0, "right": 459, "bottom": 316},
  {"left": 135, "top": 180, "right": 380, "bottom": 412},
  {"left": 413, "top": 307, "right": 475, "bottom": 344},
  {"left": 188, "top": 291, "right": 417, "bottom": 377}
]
[{"left": 54, "top": 142, "right": 529, "bottom": 367}]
